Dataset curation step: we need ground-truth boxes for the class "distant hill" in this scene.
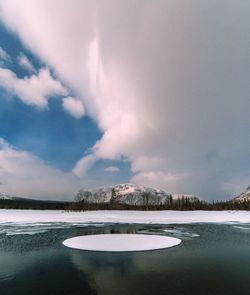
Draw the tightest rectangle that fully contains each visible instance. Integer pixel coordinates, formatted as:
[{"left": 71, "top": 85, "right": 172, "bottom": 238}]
[
  {"left": 76, "top": 183, "right": 170, "bottom": 206},
  {"left": 75, "top": 183, "right": 202, "bottom": 207},
  {"left": 0, "top": 192, "right": 15, "bottom": 200},
  {"left": 0, "top": 192, "right": 31, "bottom": 201},
  {"left": 0, "top": 193, "right": 70, "bottom": 210},
  {"left": 4, "top": 183, "right": 250, "bottom": 211}
]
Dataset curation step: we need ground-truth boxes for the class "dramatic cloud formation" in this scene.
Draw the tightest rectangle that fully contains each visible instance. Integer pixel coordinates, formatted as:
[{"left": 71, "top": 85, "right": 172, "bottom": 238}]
[
  {"left": 0, "top": 67, "right": 67, "bottom": 108},
  {"left": 0, "top": 0, "right": 250, "bottom": 199},
  {"left": 62, "top": 96, "right": 85, "bottom": 119},
  {"left": 73, "top": 154, "right": 98, "bottom": 178},
  {"left": 17, "top": 53, "right": 36, "bottom": 73},
  {"left": 0, "top": 138, "right": 81, "bottom": 200}
]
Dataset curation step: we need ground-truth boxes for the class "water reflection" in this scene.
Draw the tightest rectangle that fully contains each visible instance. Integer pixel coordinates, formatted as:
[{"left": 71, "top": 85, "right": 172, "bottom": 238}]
[
  {"left": 66, "top": 224, "right": 250, "bottom": 295},
  {"left": 110, "top": 228, "right": 136, "bottom": 234},
  {"left": 1, "top": 223, "right": 250, "bottom": 295},
  {"left": 68, "top": 239, "right": 188, "bottom": 295},
  {"left": 0, "top": 250, "right": 55, "bottom": 280}
]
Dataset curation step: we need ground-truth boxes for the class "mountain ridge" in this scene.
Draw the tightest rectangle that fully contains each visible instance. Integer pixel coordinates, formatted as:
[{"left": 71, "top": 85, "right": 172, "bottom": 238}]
[
  {"left": 233, "top": 186, "right": 250, "bottom": 202},
  {"left": 75, "top": 183, "right": 201, "bottom": 206}
]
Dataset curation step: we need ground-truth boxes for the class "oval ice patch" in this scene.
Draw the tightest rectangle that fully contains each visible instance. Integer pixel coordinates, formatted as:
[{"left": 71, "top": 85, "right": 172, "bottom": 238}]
[{"left": 63, "top": 234, "right": 181, "bottom": 252}]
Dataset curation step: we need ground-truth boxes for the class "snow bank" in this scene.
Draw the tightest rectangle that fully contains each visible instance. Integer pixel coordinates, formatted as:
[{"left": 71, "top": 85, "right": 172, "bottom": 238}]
[
  {"left": 63, "top": 234, "right": 181, "bottom": 252},
  {"left": 0, "top": 209, "right": 250, "bottom": 225}
]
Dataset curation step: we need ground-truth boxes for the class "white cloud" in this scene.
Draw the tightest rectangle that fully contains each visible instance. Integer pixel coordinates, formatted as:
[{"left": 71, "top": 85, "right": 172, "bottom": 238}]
[
  {"left": 131, "top": 171, "right": 191, "bottom": 194},
  {"left": 0, "top": 46, "right": 11, "bottom": 67},
  {"left": 62, "top": 96, "right": 85, "bottom": 119},
  {"left": 105, "top": 166, "right": 120, "bottom": 173},
  {"left": 0, "top": 67, "right": 67, "bottom": 108},
  {"left": 73, "top": 154, "right": 97, "bottom": 178},
  {"left": 17, "top": 53, "right": 36, "bottom": 73},
  {"left": 0, "top": 46, "right": 10, "bottom": 62},
  {"left": 0, "top": 138, "right": 81, "bottom": 200},
  {"left": 0, "top": 1, "right": 250, "bottom": 199},
  {"left": 0, "top": 139, "right": 118, "bottom": 200}
]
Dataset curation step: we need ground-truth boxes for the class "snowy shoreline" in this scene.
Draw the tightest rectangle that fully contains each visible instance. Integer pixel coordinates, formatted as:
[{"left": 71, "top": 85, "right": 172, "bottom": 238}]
[{"left": 0, "top": 209, "right": 250, "bottom": 225}]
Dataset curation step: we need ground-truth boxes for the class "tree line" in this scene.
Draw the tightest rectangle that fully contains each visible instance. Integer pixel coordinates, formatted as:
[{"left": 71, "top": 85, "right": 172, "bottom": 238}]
[
  {"left": 0, "top": 199, "right": 70, "bottom": 210},
  {"left": 67, "top": 191, "right": 250, "bottom": 211},
  {"left": 1, "top": 193, "right": 250, "bottom": 211}
]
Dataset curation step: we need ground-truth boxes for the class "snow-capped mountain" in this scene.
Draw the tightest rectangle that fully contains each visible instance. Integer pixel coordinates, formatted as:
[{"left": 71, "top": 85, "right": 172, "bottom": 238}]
[
  {"left": 233, "top": 186, "right": 250, "bottom": 202},
  {"left": 0, "top": 193, "right": 38, "bottom": 201},
  {"left": 76, "top": 183, "right": 171, "bottom": 206},
  {"left": 0, "top": 193, "right": 15, "bottom": 200},
  {"left": 75, "top": 183, "right": 201, "bottom": 206}
]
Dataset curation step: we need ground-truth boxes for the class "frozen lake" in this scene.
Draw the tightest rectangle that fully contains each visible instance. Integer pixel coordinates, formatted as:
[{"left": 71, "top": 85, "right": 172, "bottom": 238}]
[
  {"left": 0, "top": 209, "right": 250, "bottom": 225},
  {"left": 1, "top": 210, "right": 250, "bottom": 294}
]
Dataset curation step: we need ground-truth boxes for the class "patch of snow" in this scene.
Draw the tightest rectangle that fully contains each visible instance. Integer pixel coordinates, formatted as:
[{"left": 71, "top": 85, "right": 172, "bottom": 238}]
[
  {"left": 233, "top": 225, "right": 250, "bottom": 231},
  {"left": 0, "top": 193, "right": 14, "bottom": 200},
  {"left": 6, "top": 229, "right": 48, "bottom": 236},
  {"left": 62, "top": 234, "right": 181, "bottom": 252},
  {"left": 0, "top": 221, "right": 105, "bottom": 235},
  {"left": 137, "top": 227, "right": 200, "bottom": 239},
  {"left": 163, "top": 228, "right": 200, "bottom": 238}
]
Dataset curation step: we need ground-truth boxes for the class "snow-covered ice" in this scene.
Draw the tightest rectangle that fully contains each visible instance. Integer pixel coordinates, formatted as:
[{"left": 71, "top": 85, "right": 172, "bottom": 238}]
[
  {"left": 0, "top": 222, "right": 105, "bottom": 236},
  {"left": 163, "top": 228, "right": 200, "bottom": 238},
  {"left": 0, "top": 209, "right": 250, "bottom": 225},
  {"left": 63, "top": 234, "right": 181, "bottom": 252}
]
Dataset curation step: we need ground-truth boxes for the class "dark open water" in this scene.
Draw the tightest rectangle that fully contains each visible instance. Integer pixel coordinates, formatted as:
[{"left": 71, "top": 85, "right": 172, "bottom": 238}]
[{"left": 1, "top": 222, "right": 250, "bottom": 295}]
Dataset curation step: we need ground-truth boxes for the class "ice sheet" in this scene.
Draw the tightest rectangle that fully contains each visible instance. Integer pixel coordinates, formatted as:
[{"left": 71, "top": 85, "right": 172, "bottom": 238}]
[
  {"left": 0, "top": 210, "right": 250, "bottom": 225},
  {"left": 63, "top": 234, "right": 182, "bottom": 252}
]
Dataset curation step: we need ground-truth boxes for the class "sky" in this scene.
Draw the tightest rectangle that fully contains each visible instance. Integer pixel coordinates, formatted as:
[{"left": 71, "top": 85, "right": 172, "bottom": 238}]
[{"left": 0, "top": 0, "right": 250, "bottom": 201}]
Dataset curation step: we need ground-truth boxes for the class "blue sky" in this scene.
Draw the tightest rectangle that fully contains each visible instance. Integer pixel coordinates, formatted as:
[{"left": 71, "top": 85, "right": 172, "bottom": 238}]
[
  {"left": 0, "top": 22, "right": 131, "bottom": 199},
  {"left": 0, "top": 1, "right": 250, "bottom": 201},
  {"left": 0, "top": 89, "right": 101, "bottom": 171},
  {"left": 0, "top": 24, "right": 102, "bottom": 171}
]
